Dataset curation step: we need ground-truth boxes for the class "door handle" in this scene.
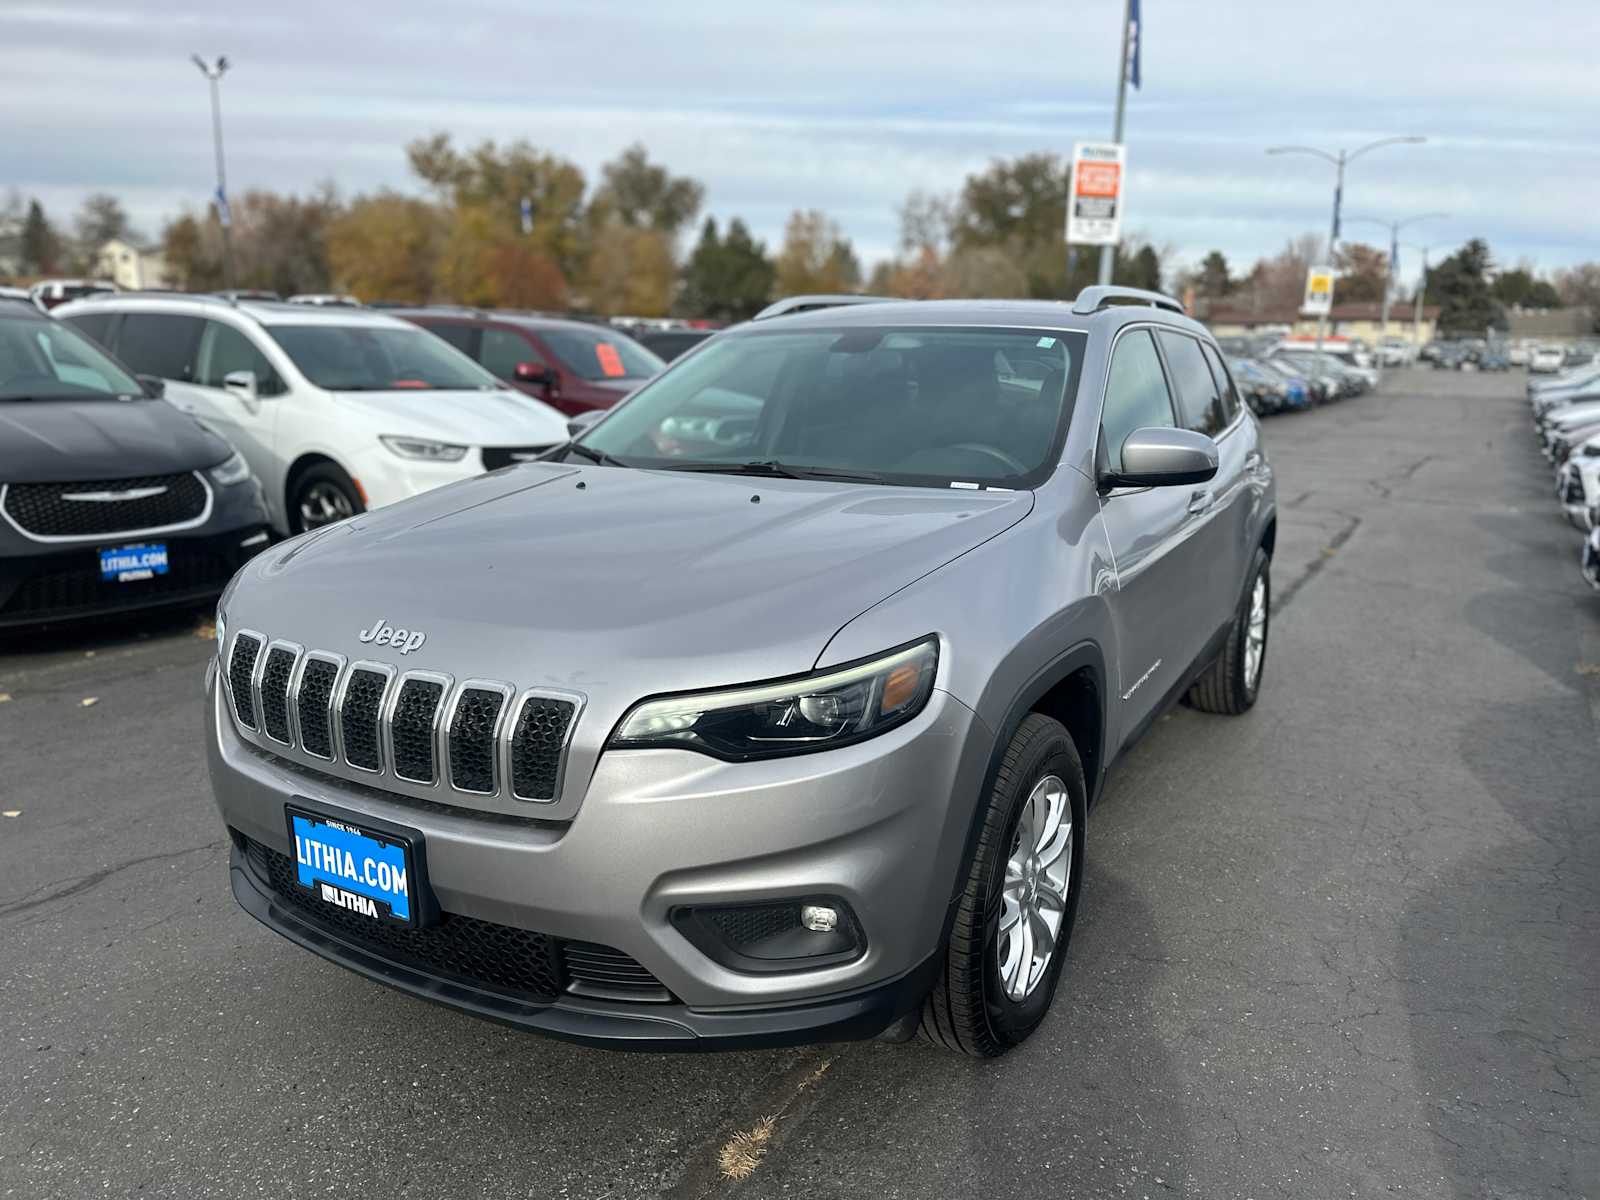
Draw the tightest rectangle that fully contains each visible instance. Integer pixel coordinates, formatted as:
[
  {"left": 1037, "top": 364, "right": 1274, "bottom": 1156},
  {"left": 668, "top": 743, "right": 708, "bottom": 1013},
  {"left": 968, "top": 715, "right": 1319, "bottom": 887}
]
[
  {"left": 1187, "top": 489, "right": 1213, "bottom": 515},
  {"left": 1245, "top": 451, "right": 1262, "bottom": 470}
]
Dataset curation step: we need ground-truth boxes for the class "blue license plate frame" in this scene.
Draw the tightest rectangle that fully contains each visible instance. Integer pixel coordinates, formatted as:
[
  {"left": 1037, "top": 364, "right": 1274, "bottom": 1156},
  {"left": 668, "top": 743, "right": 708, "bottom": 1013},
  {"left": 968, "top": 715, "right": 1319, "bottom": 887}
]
[
  {"left": 284, "top": 803, "right": 430, "bottom": 927},
  {"left": 99, "top": 541, "right": 169, "bottom": 583}
]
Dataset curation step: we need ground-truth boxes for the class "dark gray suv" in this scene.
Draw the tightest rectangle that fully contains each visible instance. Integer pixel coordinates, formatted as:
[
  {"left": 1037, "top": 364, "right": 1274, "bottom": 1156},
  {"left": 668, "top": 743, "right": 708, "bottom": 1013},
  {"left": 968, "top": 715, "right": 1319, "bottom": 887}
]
[{"left": 207, "top": 287, "right": 1276, "bottom": 1057}]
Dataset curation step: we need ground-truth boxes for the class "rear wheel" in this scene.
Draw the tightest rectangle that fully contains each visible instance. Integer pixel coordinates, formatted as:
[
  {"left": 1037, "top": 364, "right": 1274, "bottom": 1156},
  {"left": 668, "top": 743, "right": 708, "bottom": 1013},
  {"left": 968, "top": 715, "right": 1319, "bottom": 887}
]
[
  {"left": 1188, "top": 550, "right": 1269, "bottom": 714},
  {"left": 289, "top": 463, "right": 365, "bottom": 534},
  {"left": 919, "top": 713, "right": 1086, "bottom": 1057}
]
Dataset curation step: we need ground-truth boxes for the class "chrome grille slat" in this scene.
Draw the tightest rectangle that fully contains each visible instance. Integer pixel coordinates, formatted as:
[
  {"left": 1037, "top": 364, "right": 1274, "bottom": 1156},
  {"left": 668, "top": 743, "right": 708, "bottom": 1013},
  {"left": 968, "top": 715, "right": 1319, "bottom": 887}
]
[{"left": 221, "top": 632, "right": 579, "bottom": 809}]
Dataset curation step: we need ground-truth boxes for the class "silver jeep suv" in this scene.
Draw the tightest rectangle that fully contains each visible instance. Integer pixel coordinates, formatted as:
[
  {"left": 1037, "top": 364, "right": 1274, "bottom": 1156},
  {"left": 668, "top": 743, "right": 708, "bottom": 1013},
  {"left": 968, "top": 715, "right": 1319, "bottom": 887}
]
[{"left": 207, "top": 288, "right": 1276, "bottom": 1057}]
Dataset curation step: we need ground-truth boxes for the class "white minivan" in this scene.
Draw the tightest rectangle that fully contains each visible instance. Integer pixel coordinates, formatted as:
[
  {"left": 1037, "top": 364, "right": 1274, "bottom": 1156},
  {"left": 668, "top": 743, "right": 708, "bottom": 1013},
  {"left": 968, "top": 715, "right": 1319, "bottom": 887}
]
[{"left": 55, "top": 295, "right": 570, "bottom": 534}]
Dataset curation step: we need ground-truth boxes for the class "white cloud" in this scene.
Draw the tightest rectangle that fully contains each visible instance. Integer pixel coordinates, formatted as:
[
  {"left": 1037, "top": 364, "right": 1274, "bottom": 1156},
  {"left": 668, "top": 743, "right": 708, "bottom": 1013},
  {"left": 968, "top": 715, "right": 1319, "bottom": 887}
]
[{"left": 3, "top": 0, "right": 1597, "bottom": 279}]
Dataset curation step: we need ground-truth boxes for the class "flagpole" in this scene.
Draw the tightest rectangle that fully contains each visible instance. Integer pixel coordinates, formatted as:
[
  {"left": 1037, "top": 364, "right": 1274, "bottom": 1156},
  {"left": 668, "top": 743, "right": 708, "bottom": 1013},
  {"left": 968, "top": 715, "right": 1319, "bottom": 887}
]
[{"left": 1097, "top": 0, "right": 1134, "bottom": 286}]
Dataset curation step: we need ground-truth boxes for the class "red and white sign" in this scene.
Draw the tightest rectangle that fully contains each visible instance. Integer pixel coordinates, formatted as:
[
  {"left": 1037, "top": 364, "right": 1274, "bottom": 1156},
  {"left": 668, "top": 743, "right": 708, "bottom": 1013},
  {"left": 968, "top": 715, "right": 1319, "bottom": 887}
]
[{"left": 1067, "top": 142, "right": 1125, "bottom": 246}]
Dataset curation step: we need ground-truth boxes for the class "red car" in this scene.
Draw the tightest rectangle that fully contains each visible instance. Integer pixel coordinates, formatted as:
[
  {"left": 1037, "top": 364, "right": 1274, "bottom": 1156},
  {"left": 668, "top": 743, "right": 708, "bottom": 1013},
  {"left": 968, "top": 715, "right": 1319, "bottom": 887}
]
[{"left": 397, "top": 309, "right": 664, "bottom": 417}]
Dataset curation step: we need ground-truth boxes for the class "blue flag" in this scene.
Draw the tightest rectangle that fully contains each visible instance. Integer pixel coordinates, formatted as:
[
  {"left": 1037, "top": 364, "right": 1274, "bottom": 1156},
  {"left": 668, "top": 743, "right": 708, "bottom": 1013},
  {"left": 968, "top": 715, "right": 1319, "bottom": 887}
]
[
  {"left": 1126, "top": 0, "right": 1142, "bottom": 89},
  {"left": 214, "top": 185, "right": 231, "bottom": 229}
]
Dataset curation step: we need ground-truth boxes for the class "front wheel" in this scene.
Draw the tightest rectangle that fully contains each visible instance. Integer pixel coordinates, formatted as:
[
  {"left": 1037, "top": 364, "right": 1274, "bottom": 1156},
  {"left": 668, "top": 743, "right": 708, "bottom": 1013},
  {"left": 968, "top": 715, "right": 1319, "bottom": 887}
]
[
  {"left": 919, "top": 713, "right": 1086, "bottom": 1057},
  {"left": 289, "top": 463, "right": 365, "bottom": 534}
]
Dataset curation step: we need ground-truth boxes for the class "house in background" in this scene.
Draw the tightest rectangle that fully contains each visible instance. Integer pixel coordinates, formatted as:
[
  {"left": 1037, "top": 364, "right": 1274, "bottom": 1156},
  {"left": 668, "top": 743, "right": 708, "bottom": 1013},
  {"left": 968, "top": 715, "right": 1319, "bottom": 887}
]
[{"left": 95, "top": 238, "right": 170, "bottom": 290}]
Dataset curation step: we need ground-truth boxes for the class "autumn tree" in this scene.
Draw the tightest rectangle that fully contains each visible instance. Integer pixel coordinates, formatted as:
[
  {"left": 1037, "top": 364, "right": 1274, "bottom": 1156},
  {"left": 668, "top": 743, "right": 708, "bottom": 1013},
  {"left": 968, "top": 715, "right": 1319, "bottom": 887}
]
[
  {"left": 408, "top": 133, "right": 586, "bottom": 283},
  {"left": 327, "top": 192, "right": 444, "bottom": 302},
  {"left": 775, "top": 210, "right": 861, "bottom": 295},
  {"left": 591, "top": 144, "right": 704, "bottom": 238}
]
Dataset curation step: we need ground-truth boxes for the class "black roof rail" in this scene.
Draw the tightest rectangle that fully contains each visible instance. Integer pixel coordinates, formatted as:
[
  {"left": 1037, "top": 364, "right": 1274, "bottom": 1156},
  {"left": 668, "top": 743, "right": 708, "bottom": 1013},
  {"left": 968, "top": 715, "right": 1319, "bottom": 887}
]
[
  {"left": 752, "top": 294, "right": 897, "bottom": 321},
  {"left": 1070, "top": 285, "right": 1186, "bottom": 316}
]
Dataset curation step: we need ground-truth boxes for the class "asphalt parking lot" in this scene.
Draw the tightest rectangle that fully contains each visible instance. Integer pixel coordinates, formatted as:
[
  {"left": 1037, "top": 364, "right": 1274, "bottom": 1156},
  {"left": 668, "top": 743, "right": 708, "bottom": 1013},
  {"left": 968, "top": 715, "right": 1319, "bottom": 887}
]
[{"left": 2, "top": 368, "right": 1596, "bottom": 1199}]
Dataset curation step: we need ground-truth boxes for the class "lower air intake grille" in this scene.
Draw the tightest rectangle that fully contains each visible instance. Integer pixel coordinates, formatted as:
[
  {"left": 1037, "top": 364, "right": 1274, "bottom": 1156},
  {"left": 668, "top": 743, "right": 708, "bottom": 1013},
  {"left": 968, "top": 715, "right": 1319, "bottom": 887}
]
[
  {"left": 561, "top": 941, "right": 672, "bottom": 1001},
  {"left": 449, "top": 688, "right": 505, "bottom": 793},
  {"left": 296, "top": 659, "right": 339, "bottom": 759},
  {"left": 509, "top": 696, "right": 576, "bottom": 800},
  {"left": 259, "top": 647, "right": 297, "bottom": 743},
  {"left": 705, "top": 904, "right": 803, "bottom": 946},
  {"left": 391, "top": 678, "right": 444, "bottom": 783},
  {"left": 228, "top": 635, "right": 261, "bottom": 729},
  {"left": 245, "top": 838, "right": 565, "bottom": 1003},
  {"left": 340, "top": 669, "right": 389, "bottom": 771}
]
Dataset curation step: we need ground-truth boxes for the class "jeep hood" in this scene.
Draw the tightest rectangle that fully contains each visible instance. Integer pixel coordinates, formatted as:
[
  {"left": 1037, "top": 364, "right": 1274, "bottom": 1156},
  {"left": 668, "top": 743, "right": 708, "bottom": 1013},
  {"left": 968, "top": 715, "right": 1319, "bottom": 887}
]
[{"left": 235, "top": 463, "right": 1032, "bottom": 700}]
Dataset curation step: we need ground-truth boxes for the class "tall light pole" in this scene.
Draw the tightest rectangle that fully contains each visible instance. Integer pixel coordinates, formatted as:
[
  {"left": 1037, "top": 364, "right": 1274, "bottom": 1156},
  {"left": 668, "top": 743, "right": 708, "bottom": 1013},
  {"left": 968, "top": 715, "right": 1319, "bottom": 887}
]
[
  {"left": 191, "top": 54, "right": 233, "bottom": 289},
  {"left": 1265, "top": 137, "right": 1425, "bottom": 367},
  {"left": 1347, "top": 212, "right": 1448, "bottom": 381},
  {"left": 1097, "top": 0, "right": 1135, "bottom": 286},
  {"left": 1404, "top": 241, "right": 1443, "bottom": 357}
]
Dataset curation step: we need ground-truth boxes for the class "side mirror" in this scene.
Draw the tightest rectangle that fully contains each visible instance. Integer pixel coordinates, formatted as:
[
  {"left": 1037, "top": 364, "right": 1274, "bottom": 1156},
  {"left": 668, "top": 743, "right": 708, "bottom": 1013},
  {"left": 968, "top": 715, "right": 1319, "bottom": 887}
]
[
  {"left": 136, "top": 374, "right": 165, "bottom": 399},
  {"left": 515, "top": 361, "right": 554, "bottom": 387},
  {"left": 1100, "top": 427, "right": 1218, "bottom": 490},
  {"left": 223, "top": 370, "right": 259, "bottom": 403},
  {"left": 566, "top": 409, "right": 606, "bottom": 439}
]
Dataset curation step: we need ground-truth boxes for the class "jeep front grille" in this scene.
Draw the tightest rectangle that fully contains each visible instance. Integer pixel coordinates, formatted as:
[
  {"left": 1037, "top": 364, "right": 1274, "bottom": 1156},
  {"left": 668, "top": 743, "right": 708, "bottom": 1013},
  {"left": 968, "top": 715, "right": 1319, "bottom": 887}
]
[{"left": 222, "top": 631, "right": 581, "bottom": 806}]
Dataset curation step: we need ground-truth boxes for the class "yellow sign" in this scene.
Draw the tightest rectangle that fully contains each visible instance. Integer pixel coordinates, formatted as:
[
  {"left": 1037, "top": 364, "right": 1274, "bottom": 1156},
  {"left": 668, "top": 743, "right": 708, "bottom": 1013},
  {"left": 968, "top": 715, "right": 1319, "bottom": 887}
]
[{"left": 1303, "top": 265, "right": 1335, "bottom": 316}]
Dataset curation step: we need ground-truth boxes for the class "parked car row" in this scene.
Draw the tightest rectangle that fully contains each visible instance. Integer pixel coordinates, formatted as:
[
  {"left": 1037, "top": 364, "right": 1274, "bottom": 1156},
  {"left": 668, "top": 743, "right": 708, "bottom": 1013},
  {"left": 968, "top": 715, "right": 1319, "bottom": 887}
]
[
  {"left": 1214, "top": 335, "right": 1381, "bottom": 414},
  {"left": 1527, "top": 364, "right": 1600, "bottom": 591}
]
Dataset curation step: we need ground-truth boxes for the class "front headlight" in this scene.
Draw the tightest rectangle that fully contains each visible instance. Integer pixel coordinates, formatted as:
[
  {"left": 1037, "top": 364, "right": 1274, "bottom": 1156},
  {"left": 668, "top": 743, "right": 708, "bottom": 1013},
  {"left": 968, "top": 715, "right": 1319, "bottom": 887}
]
[
  {"left": 609, "top": 637, "right": 939, "bottom": 761},
  {"left": 206, "top": 451, "right": 251, "bottom": 487},
  {"left": 381, "top": 435, "right": 469, "bottom": 462}
]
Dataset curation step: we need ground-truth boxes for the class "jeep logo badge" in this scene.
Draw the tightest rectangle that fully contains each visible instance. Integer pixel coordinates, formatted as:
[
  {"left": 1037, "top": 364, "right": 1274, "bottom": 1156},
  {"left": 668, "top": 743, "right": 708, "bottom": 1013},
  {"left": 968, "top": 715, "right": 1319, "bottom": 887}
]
[{"left": 358, "top": 616, "right": 426, "bottom": 655}]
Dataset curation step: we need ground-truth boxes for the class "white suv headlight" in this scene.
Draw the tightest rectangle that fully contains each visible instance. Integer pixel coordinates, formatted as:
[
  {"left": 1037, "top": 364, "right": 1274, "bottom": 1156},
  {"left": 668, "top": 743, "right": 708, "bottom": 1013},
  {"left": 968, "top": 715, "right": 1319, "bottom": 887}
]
[
  {"left": 609, "top": 638, "right": 938, "bottom": 761},
  {"left": 205, "top": 451, "right": 251, "bottom": 486},
  {"left": 380, "top": 435, "right": 469, "bottom": 462}
]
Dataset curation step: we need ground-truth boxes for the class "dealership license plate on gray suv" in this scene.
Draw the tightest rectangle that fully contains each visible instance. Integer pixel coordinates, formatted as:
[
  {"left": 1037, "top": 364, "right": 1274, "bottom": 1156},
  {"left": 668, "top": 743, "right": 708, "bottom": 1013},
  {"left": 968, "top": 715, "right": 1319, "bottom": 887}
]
[{"left": 287, "top": 807, "right": 416, "bottom": 924}]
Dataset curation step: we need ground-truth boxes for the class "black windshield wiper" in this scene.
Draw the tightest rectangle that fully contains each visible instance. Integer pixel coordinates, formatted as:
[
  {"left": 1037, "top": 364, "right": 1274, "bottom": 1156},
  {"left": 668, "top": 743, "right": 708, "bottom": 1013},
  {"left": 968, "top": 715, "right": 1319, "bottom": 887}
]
[
  {"left": 663, "top": 460, "right": 886, "bottom": 483},
  {"left": 563, "top": 442, "right": 632, "bottom": 468}
]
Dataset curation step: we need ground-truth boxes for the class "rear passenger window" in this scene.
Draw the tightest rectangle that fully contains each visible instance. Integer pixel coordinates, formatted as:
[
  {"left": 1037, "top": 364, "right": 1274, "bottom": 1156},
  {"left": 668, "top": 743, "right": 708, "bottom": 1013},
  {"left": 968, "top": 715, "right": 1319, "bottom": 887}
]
[
  {"left": 421, "top": 321, "right": 477, "bottom": 357},
  {"left": 114, "top": 312, "right": 204, "bottom": 381},
  {"left": 62, "top": 312, "right": 115, "bottom": 348},
  {"left": 1100, "top": 329, "right": 1177, "bottom": 472},
  {"left": 1200, "top": 342, "right": 1242, "bottom": 424},
  {"left": 1157, "top": 331, "right": 1224, "bottom": 436},
  {"left": 198, "top": 321, "right": 283, "bottom": 395}
]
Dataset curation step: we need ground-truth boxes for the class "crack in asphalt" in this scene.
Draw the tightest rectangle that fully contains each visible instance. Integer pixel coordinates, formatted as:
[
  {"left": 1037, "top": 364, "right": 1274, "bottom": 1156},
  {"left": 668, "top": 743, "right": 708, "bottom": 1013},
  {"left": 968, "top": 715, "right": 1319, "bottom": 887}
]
[
  {"left": 1273, "top": 511, "right": 1362, "bottom": 613},
  {"left": 0, "top": 841, "right": 222, "bottom": 919}
]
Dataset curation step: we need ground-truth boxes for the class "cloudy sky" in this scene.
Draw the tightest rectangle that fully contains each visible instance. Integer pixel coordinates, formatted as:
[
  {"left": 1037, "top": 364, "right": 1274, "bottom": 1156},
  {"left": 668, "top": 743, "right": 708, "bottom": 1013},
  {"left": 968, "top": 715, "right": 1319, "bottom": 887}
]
[{"left": 6, "top": 0, "right": 1597, "bottom": 286}]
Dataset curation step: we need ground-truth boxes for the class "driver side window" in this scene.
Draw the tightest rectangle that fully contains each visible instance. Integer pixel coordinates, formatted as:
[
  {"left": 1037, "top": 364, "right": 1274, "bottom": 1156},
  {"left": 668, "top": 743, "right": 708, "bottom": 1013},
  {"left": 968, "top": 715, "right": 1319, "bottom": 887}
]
[
  {"left": 1100, "top": 330, "right": 1177, "bottom": 472},
  {"left": 199, "top": 321, "right": 283, "bottom": 395}
]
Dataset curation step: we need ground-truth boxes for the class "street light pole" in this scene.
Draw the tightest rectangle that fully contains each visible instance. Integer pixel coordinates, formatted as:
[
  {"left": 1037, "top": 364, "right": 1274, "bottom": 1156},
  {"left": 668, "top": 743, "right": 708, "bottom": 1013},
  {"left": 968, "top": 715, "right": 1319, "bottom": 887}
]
[
  {"left": 191, "top": 54, "right": 233, "bottom": 290},
  {"left": 1096, "top": 0, "right": 1134, "bottom": 286},
  {"left": 1347, "top": 213, "right": 1448, "bottom": 382},
  {"left": 1266, "top": 137, "right": 1425, "bottom": 372},
  {"left": 1405, "top": 243, "right": 1441, "bottom": 357}
]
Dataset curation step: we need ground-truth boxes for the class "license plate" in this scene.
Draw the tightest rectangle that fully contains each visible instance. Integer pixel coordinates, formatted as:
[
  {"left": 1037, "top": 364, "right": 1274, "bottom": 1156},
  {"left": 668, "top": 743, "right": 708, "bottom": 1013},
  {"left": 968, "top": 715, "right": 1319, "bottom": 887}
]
[
  {"left": 286, "top": 806, "right": 417, "bottom": 924},
  {"left": 99, "top": 542, "right": 168, "bottom": 582}
]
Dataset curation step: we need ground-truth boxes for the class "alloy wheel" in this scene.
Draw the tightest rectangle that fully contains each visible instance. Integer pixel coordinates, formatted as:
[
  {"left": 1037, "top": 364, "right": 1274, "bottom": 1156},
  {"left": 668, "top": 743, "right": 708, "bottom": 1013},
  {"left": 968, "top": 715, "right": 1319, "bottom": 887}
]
[
  {"left": 996, "top": 774, "right": 1073, "bottom": 1002},
  {"left": 1245, "top": 573, "right": 1268, "bottom": 692},
  {"left": 299, "top": 481, "right": 355, "bottom": 529}
]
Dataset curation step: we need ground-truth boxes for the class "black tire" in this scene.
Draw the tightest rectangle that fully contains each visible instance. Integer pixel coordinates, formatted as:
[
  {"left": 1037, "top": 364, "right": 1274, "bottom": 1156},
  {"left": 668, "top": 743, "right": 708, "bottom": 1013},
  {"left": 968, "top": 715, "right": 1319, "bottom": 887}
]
[
  {"left": 288, "top": 462, "right": 365, "bottom": 534},
  {"left": 919, "top": 713, "right": 1087, "bottom": 1058},
  {"left": 1188, "top": 550, "right": 1270, "bottom": 715}
]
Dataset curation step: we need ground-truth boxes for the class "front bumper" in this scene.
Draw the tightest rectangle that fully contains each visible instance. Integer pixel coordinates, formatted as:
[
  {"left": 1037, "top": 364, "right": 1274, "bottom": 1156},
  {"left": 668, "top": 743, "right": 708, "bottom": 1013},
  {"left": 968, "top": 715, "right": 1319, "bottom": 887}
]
[
  {"left": 0, "top": 483, "right": 269, "bottom": 629},
  {"left": 206, "top": 665, "right": 991, "bottom": 1046}
]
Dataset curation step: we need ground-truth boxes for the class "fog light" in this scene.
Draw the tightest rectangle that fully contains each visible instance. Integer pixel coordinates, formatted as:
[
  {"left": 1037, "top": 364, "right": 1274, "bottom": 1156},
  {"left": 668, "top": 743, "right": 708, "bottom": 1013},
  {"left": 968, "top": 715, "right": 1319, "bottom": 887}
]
[{"left": 800, "top": 904, "right": 839, "bottom": 933}]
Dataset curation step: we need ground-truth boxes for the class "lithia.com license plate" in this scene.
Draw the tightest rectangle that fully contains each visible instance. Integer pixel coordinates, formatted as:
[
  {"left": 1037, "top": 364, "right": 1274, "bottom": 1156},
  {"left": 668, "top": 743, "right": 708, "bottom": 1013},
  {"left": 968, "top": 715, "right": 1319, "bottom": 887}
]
[{"left": 287, "top": 807, "right": 416, "bottom": 924}]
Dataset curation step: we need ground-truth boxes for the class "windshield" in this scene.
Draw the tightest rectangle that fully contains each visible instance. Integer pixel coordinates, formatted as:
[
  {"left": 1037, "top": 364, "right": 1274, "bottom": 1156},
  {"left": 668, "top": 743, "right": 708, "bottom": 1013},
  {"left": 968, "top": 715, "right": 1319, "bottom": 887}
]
[
  {"left": 268, "top": 324, "right": 502, "bottom": 392},
  {"left": 576, "top": 325, "right": 1084, "bottom": 489},
  {"left": 540, "top": 328, "right": 664, "bottom": 382},
  {"left": 0, "top": 315, "right": 141, "bottom": 400}
]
